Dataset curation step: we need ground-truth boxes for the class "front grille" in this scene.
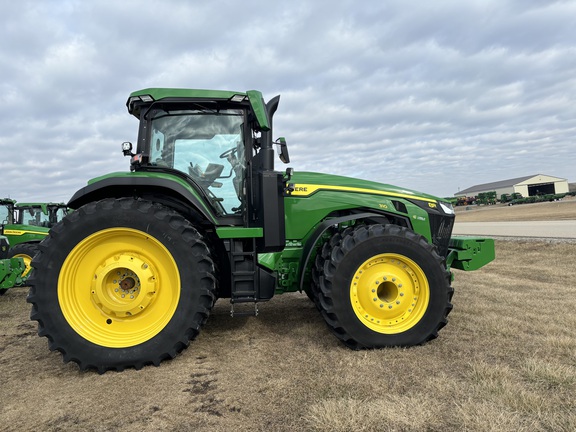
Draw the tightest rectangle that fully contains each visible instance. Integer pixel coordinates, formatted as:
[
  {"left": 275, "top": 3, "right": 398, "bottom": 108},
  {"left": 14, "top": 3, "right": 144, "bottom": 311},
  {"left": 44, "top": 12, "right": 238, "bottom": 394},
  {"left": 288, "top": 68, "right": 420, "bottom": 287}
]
[{"left": 428, "top": 213, "right": 454, "bottom": 257}]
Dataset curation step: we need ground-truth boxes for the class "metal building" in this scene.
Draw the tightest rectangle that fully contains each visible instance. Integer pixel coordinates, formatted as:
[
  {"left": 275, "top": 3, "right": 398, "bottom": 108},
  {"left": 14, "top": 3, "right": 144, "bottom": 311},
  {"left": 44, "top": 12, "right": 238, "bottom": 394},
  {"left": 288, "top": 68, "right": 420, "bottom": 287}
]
[{"left": 455, "top": 174, "right": 569, "bottom": 198}]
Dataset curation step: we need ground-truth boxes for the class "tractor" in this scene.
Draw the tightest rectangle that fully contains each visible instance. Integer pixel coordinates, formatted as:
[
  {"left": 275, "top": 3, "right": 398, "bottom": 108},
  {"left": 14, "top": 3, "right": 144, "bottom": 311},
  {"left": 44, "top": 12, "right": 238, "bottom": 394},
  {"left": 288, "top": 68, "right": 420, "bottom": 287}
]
[
  {"left": 28, "top": 88, "right": 495, "bottom": 373},
  {"left": 0, "top": 198, "right": 51, "bottom": 277}
]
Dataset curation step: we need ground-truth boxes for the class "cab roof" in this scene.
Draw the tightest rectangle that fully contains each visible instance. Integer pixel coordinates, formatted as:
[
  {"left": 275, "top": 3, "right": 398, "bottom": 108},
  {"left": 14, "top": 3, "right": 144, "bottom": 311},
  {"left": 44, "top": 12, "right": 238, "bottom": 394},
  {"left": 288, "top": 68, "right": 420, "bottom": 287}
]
[{"left": 126, "top": 88, "right": 271, "bottom": 131}]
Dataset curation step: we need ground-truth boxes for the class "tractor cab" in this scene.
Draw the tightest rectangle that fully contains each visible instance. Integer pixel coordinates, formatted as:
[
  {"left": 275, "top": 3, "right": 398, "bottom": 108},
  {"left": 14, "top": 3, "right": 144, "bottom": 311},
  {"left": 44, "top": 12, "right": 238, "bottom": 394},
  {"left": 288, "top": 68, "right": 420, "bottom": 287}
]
[
  {"left": 15, "top": 203, "right": 69, "bottom": 228},
  {"left": 119, "top": 89, "right": 290, "bottom": 253}
]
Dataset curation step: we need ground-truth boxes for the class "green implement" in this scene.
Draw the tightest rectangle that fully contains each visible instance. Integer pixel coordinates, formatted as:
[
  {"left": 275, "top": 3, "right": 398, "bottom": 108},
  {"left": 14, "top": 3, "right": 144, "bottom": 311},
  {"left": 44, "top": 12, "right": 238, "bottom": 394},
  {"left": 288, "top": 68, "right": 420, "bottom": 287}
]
[
  {"left": 0, "top": 257, "right": 27, "bottom": 290},
  {"left": 0, "top": 235, "right": 27, "bottom": 294}
]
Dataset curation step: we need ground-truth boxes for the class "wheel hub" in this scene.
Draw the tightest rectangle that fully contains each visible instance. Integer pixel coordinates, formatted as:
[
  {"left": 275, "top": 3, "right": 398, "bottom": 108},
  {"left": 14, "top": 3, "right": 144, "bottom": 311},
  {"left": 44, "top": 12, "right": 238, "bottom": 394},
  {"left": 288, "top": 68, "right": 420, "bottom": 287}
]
[
  {"left": 91, "top": 254, "right": 157, "bottom": 318},
  {"left": 350, "top": 254, "right": 429, "bottom": 334},
  {"left": 377, "top": 280, "right": 399, "bottom": 303}
]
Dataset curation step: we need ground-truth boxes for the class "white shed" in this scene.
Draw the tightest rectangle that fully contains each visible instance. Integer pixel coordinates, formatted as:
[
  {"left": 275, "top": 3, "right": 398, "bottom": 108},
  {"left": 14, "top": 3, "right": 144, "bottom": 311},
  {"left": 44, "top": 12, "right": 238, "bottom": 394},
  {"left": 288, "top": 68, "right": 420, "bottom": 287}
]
[{"left": 455, "top": 174, "right": 569, "bottom": 198}]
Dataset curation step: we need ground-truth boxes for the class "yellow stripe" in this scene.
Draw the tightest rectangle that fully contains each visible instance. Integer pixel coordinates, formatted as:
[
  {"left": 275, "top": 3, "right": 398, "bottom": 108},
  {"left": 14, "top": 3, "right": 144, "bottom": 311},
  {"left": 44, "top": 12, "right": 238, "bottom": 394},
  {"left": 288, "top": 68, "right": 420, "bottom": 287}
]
[
  {"left": 3, "top": 229, "right": 48, "bottom": 236},
  {"left": 290, "top": 184, "right": 436, "bottom": 203}
]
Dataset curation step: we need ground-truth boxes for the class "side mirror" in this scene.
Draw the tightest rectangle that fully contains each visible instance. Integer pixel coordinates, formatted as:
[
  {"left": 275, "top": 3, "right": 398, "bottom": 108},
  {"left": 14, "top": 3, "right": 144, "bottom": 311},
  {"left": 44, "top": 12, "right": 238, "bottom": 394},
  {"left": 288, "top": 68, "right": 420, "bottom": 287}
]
[{"left": 275, "top": 137, "right": 290, "bottom": 164}]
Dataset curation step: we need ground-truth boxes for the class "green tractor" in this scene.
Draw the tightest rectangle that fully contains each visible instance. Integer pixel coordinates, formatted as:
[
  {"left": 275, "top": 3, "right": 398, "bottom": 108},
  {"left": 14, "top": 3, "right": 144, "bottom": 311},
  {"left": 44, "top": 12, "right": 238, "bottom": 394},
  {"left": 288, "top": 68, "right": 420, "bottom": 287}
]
[
  {"left": 0, "top": 199, "right": 51, "bottom": 277},
  {"left": 28, "top": 88, "right": 495, "bottom": 373},
  {"left": 0, "top": 235, "right": 27, "bottom": 295}
]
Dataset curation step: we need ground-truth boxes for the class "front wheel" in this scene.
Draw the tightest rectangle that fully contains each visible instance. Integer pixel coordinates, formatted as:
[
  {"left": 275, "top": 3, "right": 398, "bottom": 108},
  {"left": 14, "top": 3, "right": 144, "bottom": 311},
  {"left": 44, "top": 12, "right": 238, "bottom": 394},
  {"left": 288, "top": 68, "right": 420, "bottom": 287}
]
[
  {"left": 316, "top": 224, "right": 453, "bottom": 348},
  {"left": 27, "top": 198, "right": 217, "bottom": 373}
]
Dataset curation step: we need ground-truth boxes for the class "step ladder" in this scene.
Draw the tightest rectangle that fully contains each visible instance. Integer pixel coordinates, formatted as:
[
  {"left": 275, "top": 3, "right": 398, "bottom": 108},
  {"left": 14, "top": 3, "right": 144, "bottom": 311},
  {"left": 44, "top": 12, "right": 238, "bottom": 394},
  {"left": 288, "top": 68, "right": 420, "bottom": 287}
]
[{"left": 226, "top": 238, "right": 259, "bottom": 317}]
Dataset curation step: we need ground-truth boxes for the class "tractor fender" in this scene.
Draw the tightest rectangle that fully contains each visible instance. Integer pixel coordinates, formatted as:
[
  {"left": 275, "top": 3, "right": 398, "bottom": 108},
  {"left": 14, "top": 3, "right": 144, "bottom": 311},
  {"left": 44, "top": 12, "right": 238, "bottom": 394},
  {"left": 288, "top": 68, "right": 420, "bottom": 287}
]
[
  {"left": 298, "top": 212, "right": 405, "bottom": 291},
  {"left": 68, "top": 176, "right": 217, "bottom": 225}
]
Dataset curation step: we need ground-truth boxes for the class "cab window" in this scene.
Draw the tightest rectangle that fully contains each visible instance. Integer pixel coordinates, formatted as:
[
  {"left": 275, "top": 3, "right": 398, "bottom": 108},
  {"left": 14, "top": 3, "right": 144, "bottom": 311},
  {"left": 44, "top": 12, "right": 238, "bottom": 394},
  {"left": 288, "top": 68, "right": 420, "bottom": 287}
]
[{"left": 149, "top": 109, "right": 245, "bottom": 215}]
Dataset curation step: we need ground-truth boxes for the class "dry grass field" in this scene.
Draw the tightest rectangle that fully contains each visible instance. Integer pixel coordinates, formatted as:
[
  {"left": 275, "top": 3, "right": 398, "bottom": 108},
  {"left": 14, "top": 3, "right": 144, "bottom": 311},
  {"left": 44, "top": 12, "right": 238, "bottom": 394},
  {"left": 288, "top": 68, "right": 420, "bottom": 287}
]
[{"left": 1, "top": 201, "right": 575, "bottom": 431}]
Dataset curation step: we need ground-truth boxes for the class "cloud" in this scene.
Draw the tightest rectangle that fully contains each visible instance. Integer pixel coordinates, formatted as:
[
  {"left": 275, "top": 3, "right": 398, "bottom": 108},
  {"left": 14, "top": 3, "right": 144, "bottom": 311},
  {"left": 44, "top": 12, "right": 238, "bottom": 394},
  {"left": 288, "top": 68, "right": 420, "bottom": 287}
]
[{"left": 1, "top": 0, "right": 575, "bottom": 204}]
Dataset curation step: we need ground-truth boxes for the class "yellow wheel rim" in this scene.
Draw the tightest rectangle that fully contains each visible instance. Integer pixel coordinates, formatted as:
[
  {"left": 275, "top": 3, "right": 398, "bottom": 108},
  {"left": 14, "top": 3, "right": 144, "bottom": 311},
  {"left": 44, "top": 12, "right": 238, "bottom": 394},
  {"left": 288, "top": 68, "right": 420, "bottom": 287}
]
[
  {"left": 350, "top": 253, "right": 429, "bottom": 334},
  {"left": 13, "top": 253, "right": 33, "bottom": 277},
  {"left": 58, "top": 228, "right": 180, "bottom": 348}
]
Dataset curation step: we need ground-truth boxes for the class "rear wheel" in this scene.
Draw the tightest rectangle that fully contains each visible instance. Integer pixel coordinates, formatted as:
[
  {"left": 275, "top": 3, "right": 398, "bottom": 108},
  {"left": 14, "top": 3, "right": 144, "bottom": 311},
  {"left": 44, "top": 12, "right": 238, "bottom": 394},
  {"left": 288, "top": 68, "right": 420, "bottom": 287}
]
[
  {"left": 27, "top": 198, "right": 217, "bottom": 373},
  {"left": 8, "top": 242, "right": 39, "bottom": 278},
  {"left": 316, "top": 224, "right": 453, "bottom": 348}
]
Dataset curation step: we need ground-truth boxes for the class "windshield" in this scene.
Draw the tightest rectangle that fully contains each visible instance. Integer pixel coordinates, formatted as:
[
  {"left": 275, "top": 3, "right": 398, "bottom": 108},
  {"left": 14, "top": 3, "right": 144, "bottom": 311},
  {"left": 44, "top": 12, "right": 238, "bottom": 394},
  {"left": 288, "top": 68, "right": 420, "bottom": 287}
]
[
  {"left": 149, "top": 109, "right": 245, "bottom": 215},
  {"left": 18, "top": 207, "right": 50, "bottom": 227}
]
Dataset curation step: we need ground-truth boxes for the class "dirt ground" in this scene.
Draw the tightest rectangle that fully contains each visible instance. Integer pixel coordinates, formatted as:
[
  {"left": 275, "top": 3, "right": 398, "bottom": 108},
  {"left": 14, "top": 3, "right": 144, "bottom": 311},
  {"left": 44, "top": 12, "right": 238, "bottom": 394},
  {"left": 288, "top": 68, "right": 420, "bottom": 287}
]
[{"left": 1, "top": 203, "right": 575, "bottom": 431}]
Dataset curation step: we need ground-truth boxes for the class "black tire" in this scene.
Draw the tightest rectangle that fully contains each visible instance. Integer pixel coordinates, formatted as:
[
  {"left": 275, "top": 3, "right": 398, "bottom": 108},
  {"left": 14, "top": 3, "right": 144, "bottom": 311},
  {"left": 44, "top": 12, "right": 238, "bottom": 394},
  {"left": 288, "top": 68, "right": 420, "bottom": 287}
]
[
  {"left": 27, "top": 198, "right": 217, "bottom": 373},
  {"left": 7, "top": 242, "right": 39, "bottom": 279},
  {"left": 316, "top": 224, "right": 453, "bottom": 348},
  {"left": 309, "top": 226, "right": 354, "bottom": 309}
]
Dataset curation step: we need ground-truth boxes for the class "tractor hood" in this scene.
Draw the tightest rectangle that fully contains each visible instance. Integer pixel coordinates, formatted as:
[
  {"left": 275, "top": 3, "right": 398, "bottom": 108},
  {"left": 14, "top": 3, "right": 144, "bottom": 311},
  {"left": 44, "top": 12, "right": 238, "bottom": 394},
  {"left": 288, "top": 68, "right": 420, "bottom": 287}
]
[{"left": 289, "top": 171, "right": 444, "bottom": 204}]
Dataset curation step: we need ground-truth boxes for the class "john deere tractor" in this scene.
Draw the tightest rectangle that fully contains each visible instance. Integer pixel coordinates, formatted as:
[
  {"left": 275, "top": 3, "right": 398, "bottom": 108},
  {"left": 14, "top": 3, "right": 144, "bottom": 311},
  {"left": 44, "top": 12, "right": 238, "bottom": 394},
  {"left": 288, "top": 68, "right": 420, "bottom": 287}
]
[
  {"left": 28, "top": 88, "right": 495, "bottom": 372},
  {"left": 0, "top": 198, "right": 50, "bottom": 277}
]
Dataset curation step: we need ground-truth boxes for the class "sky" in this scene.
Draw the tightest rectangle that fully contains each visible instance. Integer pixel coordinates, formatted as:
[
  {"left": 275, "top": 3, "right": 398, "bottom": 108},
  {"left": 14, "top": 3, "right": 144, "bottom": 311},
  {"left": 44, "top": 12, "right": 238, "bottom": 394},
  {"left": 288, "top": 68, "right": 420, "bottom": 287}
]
[{"left": 1, "top": 0, "right": 575, "bottom": 203}]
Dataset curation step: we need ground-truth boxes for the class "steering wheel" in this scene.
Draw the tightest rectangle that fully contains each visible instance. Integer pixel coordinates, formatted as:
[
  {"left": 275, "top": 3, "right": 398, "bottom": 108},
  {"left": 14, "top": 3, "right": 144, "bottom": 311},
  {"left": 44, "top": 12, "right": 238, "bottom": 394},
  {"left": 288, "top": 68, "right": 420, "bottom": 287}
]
[{"left": 219, "top": 147, "right": 237, "bottom": 159}]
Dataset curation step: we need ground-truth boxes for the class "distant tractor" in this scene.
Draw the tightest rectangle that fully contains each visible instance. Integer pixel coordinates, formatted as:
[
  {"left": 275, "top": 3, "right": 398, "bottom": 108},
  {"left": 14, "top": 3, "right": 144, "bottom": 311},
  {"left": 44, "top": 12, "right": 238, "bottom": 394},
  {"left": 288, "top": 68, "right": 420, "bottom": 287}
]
[
  {"left": 0, "top": 199, "right": 51, "bottom": 277},
  {"left": 455, "top": 196, "right": 475, "bottom": 206},
  {"left": 28, "top": 88, "right": 495, "bottom": 373}
]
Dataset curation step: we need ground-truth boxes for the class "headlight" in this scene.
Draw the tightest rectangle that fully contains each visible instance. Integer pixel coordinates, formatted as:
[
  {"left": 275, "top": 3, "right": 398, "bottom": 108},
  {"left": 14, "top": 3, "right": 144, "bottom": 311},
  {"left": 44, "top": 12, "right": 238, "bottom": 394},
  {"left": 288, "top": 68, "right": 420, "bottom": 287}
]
[
  {"left": 127, "top": 94, "right": 154, "bottom": 113},
  {"left": 439, "top": 202, "right": 455, "bottom": 215}
]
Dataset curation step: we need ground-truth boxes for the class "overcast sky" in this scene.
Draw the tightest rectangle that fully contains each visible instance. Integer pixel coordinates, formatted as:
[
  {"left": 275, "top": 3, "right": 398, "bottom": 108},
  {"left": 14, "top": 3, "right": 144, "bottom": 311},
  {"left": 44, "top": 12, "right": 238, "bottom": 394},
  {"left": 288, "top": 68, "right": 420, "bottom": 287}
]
[{"left": 1, "top": 0, "right": 575, "bottom": 203}]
